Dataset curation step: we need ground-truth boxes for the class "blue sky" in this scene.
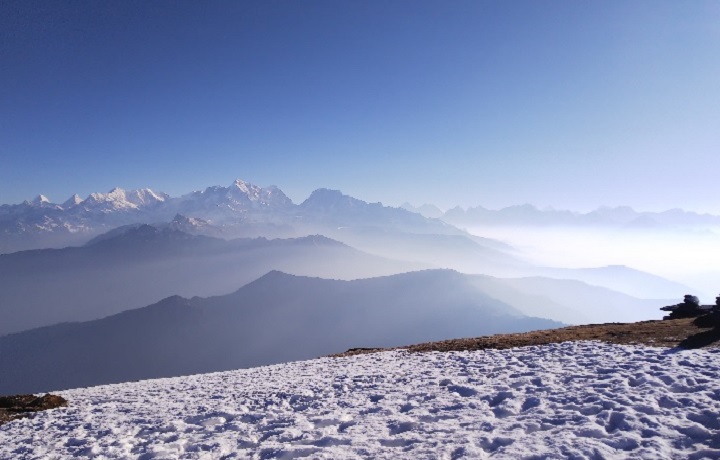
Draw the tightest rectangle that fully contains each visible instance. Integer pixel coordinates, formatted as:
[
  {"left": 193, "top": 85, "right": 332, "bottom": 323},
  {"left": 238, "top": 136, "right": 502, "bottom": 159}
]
[{"left": 2, "top": 1, "right": 719, "bottom": 211}]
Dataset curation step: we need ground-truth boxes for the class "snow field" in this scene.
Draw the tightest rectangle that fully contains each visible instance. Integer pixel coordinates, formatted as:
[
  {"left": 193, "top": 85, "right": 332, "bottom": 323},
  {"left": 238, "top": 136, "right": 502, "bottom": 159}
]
[{"left": 2, "top": 341, "right": 720, "bottom": 459}]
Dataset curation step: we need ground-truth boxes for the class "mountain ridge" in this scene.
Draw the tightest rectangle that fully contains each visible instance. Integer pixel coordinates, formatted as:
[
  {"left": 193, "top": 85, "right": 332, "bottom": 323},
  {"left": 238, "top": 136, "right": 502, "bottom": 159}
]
[
  {"left": 0, "top": 179, "right": 475, "bottom": 254},
  {"left": 0, "top": 229, "right": 428, "bottom": 336},
  {"left": 441, "top": 203, "right": 720, "bottom": 228},
  {"left": 0, "top": 269, "right": 563, "bottom": 394}
]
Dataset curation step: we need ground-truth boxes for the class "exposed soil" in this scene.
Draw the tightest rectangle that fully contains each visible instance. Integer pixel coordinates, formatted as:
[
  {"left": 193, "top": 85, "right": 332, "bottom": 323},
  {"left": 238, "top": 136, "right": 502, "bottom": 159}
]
[
  {"left": 0, "top": 394, "right": 68, "bottom": 426},
  {"left": 334, "top": 316, "right": 720, "bottom": 357}
]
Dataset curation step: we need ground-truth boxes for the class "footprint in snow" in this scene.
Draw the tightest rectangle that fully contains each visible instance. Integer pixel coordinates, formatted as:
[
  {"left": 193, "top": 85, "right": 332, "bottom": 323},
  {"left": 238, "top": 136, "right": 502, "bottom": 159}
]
[
  {"left": 387, "top": 420, "right": 418, "bottom": 435},
  {"left": 447, "top": 385, "right": 479, "bottom": 398},
  {"left": 477, "top": 436, "right": 514, "bottom": 453}
]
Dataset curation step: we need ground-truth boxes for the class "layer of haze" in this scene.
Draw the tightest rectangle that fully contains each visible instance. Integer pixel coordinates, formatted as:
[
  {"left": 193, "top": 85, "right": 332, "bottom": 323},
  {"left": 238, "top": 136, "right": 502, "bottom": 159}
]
[
  {"left": 2, "top": 1, "right": 719, "bottom": 212},
  {"left": 466, "top": 225, "right": 720, "bottom": 302}
]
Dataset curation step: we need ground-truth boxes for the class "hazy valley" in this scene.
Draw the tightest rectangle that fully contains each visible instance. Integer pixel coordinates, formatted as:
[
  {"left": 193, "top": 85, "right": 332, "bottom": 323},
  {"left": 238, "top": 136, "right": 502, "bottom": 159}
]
[{"left": 0, "top": 178, "right": 707, "bottom": 396}]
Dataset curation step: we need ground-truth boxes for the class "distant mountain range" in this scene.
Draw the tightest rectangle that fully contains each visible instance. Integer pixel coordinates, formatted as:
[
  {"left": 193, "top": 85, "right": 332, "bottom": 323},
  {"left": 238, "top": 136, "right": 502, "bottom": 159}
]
[
  {"left": 0, "top": 179, "right": 462, "bottom": 253},
  {"left": 0, "top": 179, "right": 528, "bottom": 284},
  {"left": 0, "top": 225, "right": 428, "bottom": 336},
  {"left": 403, "top": 202, "right": 720, "bottom": 229},
  {"left": 469, "top": 274, "right": 672, "bottom": 325},
  {"left": 0, "top": 269, "right": 564, "bottom": 394},
  {"left": 0, "top": 217, "right": 684, "bottom": 340},
  {"left": 401, "top": 202, "right": 444, "bottom": 219},
  {"left": 531, "top": 265, "right": 695, "bottom": 300}
]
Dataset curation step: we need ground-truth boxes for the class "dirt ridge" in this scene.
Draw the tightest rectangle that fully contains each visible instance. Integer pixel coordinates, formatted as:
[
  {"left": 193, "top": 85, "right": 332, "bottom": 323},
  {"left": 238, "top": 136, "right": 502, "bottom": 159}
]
[{"left": 333, "top": 317, "right": 720, "bottom": 357}]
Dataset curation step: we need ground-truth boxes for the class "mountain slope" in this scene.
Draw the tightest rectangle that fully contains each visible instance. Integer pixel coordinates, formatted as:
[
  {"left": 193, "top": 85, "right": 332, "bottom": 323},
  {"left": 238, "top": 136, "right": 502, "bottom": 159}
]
[
  {"left": 534, "top": 265, "right": 695, "bottom": 299},
  {"left": 1, "top": 342, "right": 718, "bottom": 459},
  {"left": 467, "top": 275, "right": 674, "bottom": 325},
  {"left": 0, "top": 270, "right": 561, "bottom": 394},
  {"left": 0, "top": 226, "right": 426, "bottom": 336}
]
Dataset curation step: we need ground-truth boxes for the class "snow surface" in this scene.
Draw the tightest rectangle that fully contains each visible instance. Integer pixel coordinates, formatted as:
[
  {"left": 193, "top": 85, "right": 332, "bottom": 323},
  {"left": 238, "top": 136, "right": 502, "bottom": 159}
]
[{"left": 2, "top": 341, "right": 720, "bottom": 459}]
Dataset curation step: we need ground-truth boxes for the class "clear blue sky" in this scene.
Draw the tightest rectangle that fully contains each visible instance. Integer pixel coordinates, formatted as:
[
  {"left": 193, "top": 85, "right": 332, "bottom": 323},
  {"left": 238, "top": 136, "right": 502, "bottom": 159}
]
[{"left": 2, "top": 1, "right": 719, "bottom": 211}]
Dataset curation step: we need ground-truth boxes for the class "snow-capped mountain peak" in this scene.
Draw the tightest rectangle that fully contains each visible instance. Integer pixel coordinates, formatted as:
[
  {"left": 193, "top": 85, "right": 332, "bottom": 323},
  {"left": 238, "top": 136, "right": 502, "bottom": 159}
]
[
  {"left": 232, "top": 179, "right": 251, "bottom": 194},
  {"left": 125, "top": 188, "right": 169, "bottom": 206},
  {"left": 225, "top": 179, "right": 292, "bottom": 208},
  {"left": 84, "top": 188, "right": 137, "bottom": 211},
  {"left": 0, "top": 178, "right": 450, "bottom": 253},
  {"left": 33, "top": 194, "right": 51, "bottom": 205},
  {"left": 62, "top": 194, "right": 83, "bottom": 208},
  {"left": 82, "top": 187, "right": 168, "bottom": 212},
  {"left": 23, "top": 195, "right": 59, "bottom": 209},
  {"left": 168, "top": 213, "right": 214, "bottom": 233},
  {"left": 227, "top": 179, "right": 261, "bottom": 202}
]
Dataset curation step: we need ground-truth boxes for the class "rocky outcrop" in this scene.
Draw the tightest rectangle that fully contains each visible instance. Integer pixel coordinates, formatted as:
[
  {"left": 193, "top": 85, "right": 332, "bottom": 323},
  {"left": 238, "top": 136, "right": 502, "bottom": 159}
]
[
  {"left": 0, "top": 394, "right": 68, "bottom": 425},
  {"left": 713, "top": 295, "right": 720, "bottom": 328},
  {"left": 661, "top": 295, "right": 710, "bottom": 320}
]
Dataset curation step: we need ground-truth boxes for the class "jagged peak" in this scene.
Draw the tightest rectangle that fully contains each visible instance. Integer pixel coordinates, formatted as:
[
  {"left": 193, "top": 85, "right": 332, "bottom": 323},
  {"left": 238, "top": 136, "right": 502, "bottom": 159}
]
[
  {"left": 62, "top": 194, "right": 83, "bottom": 208},
  {"left": 104, "top": 188, "right": 128, "bottom": 201},
  {"left": 81, "top": 187, "right": 168, "bottom": 210},
  {"left": 87, "top": 188, "right": 124, "bottom": 201},
  {"left": 232, "top": 179, "right": 252, "bottom": 193},
  {"left": 22, "top": 194, "right": 57, "bottom": 208}
]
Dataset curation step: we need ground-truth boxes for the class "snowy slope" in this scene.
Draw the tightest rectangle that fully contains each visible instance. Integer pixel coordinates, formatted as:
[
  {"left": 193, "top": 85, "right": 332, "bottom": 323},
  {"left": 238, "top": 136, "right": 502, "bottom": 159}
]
[{"left": 2, "top": 341, "right": 719, "bottom": 459}]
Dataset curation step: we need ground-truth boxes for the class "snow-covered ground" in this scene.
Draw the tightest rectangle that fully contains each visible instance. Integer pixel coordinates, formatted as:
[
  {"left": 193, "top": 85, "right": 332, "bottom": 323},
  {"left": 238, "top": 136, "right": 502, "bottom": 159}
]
[{"left": 2, "top": 341, "right": 720, "bottom": 459}]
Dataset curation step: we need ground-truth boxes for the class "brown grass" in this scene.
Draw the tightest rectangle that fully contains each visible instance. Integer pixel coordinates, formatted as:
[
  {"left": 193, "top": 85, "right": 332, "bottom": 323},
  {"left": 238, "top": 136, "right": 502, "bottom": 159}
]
[{"left": 333, "top": 317, "right": 720, "bottom": 357}]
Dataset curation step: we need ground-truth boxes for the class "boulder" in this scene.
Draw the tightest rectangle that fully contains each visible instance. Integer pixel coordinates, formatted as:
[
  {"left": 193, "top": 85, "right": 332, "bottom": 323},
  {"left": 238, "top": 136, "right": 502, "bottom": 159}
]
[{"left": 661, "top": 294, "right": 707, "bottom": 320}]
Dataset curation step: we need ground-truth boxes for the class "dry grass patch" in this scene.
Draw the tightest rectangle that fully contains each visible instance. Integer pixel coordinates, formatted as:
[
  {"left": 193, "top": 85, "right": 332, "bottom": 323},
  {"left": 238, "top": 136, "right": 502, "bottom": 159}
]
[{"left": 334, "top": 317, "right": 720, "bottom": 357}]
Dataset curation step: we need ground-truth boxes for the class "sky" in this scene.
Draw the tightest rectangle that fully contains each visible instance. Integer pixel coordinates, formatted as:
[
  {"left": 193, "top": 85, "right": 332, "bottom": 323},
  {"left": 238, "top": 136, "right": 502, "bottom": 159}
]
[{"left": 2, "top": 1, "right": 719, "bottom": 212}]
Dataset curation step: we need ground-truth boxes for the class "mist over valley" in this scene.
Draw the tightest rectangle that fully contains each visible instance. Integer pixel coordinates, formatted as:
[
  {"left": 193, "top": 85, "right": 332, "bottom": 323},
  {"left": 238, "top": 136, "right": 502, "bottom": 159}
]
[{"left": 0, "top": 178, "right": 703, "bottom": 395}]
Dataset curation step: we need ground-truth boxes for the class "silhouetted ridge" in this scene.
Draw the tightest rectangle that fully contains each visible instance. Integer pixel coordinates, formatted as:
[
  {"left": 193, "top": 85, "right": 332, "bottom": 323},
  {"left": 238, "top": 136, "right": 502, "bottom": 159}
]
[
  {"left": 0, "top": 269, "right": 562, "bottom": 393},
  {"left": 300, "top": 188, "right": 368, "bottom": 210},
  {"left": 0, "top": 227, "right": 427, "bottom": 336},
  {"left": 232, "top": 269, "right": 332, "bottom": 296},
  {"left": 278, "top": 235, "right": 348, "bottom": 247},
  {"left": 85, "top": 224, "right": 211, "bottom": 247}
]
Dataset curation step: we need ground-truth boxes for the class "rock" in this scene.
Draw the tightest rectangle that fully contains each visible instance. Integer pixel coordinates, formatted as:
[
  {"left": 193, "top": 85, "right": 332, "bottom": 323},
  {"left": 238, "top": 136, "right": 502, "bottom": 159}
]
[
  {"left": 662, "top": 294, "right": 707, "bottom": 320},
  {"left": 0, "top": 393, "right": 68, "bottom": 426},
  {"left": 0, "top": 394, "right": 36, "bottom": 409},
  {"left": 712, "top": 295, "right": 720, "bottom": 328}
]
